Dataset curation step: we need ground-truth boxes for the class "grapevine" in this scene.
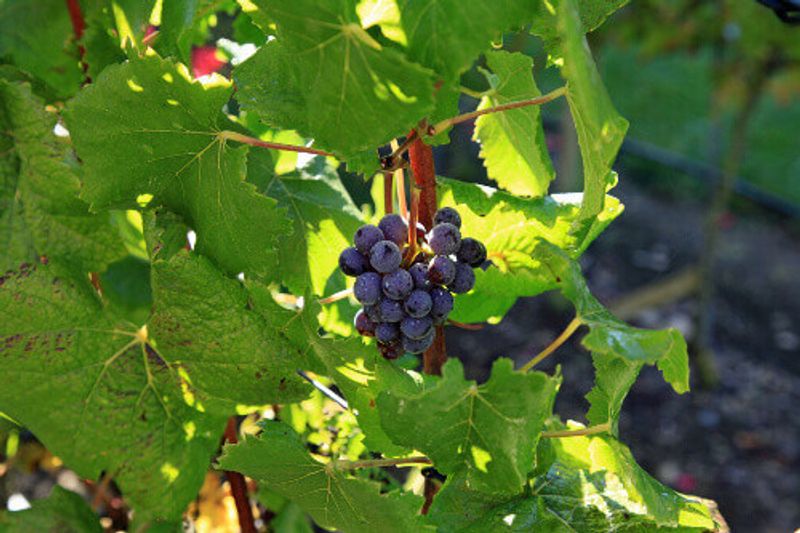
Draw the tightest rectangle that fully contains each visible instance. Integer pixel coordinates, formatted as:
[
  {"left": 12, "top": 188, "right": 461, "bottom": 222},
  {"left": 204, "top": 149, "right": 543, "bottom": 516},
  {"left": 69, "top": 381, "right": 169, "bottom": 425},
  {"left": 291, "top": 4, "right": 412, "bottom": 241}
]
[{"left": 0, "top": 0, "right": 732, "bottom": 531}]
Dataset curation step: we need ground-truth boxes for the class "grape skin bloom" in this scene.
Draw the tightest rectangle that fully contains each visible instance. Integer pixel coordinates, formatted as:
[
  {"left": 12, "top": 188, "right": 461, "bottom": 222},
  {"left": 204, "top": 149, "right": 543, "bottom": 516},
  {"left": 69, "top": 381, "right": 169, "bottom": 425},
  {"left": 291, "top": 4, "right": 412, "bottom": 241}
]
[{"left": 369, "top": 240, "right": 402, "bottom": 273}]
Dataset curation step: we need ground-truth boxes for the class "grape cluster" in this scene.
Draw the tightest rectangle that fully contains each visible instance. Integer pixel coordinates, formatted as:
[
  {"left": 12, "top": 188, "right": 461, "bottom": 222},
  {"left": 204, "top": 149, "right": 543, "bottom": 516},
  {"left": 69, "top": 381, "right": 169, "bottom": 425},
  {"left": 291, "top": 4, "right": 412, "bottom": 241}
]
[{"left": 339, "top": 208, "right": 487, "bottom": 359}]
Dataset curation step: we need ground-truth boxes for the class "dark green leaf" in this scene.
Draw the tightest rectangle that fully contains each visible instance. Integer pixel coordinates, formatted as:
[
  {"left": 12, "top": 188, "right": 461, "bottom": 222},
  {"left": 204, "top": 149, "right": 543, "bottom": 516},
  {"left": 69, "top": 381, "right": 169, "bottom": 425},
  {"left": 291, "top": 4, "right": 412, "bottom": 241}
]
[
  {"left": 378, "top": 359, "right": 558, "bottom": 494},
  {"left": 0, "top": 78, "right": 126, "bottom": 272},
  {"left": 0, "top": 262, "right": 225, "bottom": 523},
  {"left": 237, "top": 0, "right": 435, "bottom": 162},
  {"left": 0, "top": 487, "right": 102, "bottom": 533},
  {"left": 218, "top": 421, "right": 426, "bottom": 533},
  {"left": 64, "top": 53, "right": 290, "bottom": 280}
]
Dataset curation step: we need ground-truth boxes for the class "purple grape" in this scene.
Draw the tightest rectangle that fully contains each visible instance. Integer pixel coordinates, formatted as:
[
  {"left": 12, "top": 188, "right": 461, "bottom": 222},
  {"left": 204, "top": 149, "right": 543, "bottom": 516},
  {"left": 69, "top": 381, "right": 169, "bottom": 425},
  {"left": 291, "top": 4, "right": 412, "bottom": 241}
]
[
  {"left": 404, "top": 290, "right": 432, "bottom": 318},
  {"left": 408, "top": 262, "right": 430, "bottom": 289},
  {"left": 379, "top": 298, "right": 404, "bottom": 322},
  {"left": 427, "top": 223, "right": 461, "bottom": 255},
  {"left": 339, "top": 247, "right": 369, "bottom": 276},
  {"left": 364, "top": 304, "right": 382, "bottom": 322},
  {"left": 428, "top": 255, "right": 456, "bottom": 285},
  {"left": 378, "top": 214, "right": 408, "bottom": 246},
  {"left": 354, "top": 224, "right": 384, "bottom": 254},
  {"left": 434, "top": 207, "right": 461, "bottom": 229},
  {"left": 382, "top": 269, "right": 413, "bottom": 300},
  {"left": 402, "top": 330, "right": 435, "bottom": 354},
  {"left": 449, "top": 262, "right": 475, "bottom": 294},
  {"left": 375, "top": 322, "right": 400, "bottom": 343},
  {"left": 354, "top": 310, "right": 377, "bottom": 337},
  {"left": 379, "top": 340, "right": 404, "bottom": 360},
  {"left": 430, "top": 287, "right": 454, "bottom": 322},
  {"left": 456, "top": 238, "right": 487, "bottom": 267},
  {"left": 369, "top": 240, "right": 402, "bottom": 273},
  {"left": 354, "top": 272, "right": 382, "bottom": 305},
  {"left": 400, "top": 316, "right": 433, "bottom": 340}
]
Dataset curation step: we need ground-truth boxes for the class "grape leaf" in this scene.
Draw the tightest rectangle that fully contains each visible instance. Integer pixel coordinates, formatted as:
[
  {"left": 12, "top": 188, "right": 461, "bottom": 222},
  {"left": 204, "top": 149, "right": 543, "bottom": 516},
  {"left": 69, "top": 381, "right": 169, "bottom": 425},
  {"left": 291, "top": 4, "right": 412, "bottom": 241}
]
[
  {"left": 217, "top": 421, "right": 427, "bottom": 533},
  {"left": 429, "top": 429, "right": 718, "bottom": 532},
  {"left": 556, "top": 0, "right": 629, "bottom": 237},
  {"left": 251, "top": 154, "right": 364, "bottom": 295},
  {"left": 538, "top": 242, "right": 690, "bottom": 395},
  {"left": 64, "top": 53, "right": 290, "bottom": 280},
  {"left": 437, "top": 177, "right": 622, "bottom": 323},
  {"left": 0, "top": 0, "right": 84, "bottom": 100},
  {"left": 474, "top": 50, "right": 555, "bottom": 197},
  {"left": 239, "top": 0, "right": 435, "bottom": 161},
  {"left": 0, "top": 77, "right": 126, "bottom": 272},
  {"left": 0, "top": 262, "right": 226, "bottom": 523},
  {"left": 148, "top": 250, "right": 311, "bottom": 411},
  {"left": 378, "top": 358, "right": 558, "bottom": 494},
  {"left": 531, "top": 0, "right": 630, "bottom": 42},
  {"left": 0, "top": 486, "right": 102, "bottom": 533},
  {"left": 157, "top": 0, "right": 222, "bottom": 64},
  {"left": 584, "top": 353, "right": 641, "bottom": 434},
  {"left": 396, "top": 0, "right": 538, "bottom": 79}
]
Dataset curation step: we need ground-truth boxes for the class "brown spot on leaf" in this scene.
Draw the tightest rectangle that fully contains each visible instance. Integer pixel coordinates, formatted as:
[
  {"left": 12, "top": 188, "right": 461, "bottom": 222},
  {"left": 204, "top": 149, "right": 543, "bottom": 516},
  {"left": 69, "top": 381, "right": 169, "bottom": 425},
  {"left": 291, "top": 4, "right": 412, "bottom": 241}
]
[
  {"left": 144, "top": 343, "right": 167, "bottom": 368},
  {"left": 255, "top": 371, "right": 262, "bottom": 379}
]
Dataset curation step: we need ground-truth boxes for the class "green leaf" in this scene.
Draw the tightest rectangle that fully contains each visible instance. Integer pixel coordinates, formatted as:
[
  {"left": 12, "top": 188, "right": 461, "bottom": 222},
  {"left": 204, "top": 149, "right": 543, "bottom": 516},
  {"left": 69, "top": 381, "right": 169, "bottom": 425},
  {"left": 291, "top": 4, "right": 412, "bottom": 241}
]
[
  {"left": 437, "top": 177, "right": 622, "bottom": 323},
  {"left": 0, "top": 0, "right": 84, "bottom": 100},
  {"left": 64, "top": 53, "right": 290, "bottom": 280},
  {"left": 0, "top": 486, "right": 102, "bottom": 532},
  {"left": 555, "top": 0, "right": 628, "bottom": 236},
  {"left": 0, "top": 262, "right": 226, "bottom": 523},
  {"left": 538, "top": 242, "right": 690, "bottom": 396},
  {"left": 237, "top": 0, "right": 435, "bottom": 162},
  {"left": 218, "top": 421, "right": 426, "bottom": 533},
  {"left": 158, "top": 0, "right": 228, "bottom": 64},
  {"left": 149, "top": 250, "right": 311, "bottom": 410},
  {"left": 396, "top": 0, "right": 538, "bottom": 78},
  {"left": 252, "top": 156, "right": 364, "bottom": 295},
  {"left": 378, "top": 359, "right": 558, "bottom": 494},
  {"left": 538, "top": 429, "right": 718, "bottom": 530},
  {"left": 0, "top": 78, "right": 126, "bottom": 272},
  {"left": 100, "top": 255, "right": 153, "bottom": 326},
  {"left": 474, "top": 51, "right": 555, "bottom": 198},
  {"left": 584, "top": 353, "right": 641, "bottom": 434},
  {"left": 429, "top": 429, "right": 718, "bottom": 532},
  {"left": 531, "top": 0, "right": 630, "bottom": 42}
]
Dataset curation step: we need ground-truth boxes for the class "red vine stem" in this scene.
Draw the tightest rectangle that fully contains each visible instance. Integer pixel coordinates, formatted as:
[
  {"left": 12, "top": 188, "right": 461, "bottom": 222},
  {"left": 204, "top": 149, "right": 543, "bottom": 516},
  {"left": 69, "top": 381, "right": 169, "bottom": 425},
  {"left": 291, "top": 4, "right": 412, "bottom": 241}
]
[
  {"left": 223, "top": 418, "right": 256, "bottom": 533},
  {"left": 384, "top": 171, "right": 394, "bottom": 214},
  {"left": 65, "top": 0, "right": 89, "bottom": 78},
  {"left": 407, "top": 133, "right": 447, "bottom": 375}
]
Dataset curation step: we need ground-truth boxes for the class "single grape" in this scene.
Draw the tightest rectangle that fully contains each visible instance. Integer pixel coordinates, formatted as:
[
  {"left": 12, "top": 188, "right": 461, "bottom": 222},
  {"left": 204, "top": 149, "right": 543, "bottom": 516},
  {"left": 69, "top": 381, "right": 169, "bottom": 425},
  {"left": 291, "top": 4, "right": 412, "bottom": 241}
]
[
  {"left": 354, "top": 224, "right": 384, "bottom": 254},
  {"left": 375, "top": 322, "right": 400, "bottom": 343},
  {"left": 378, "top": 340, "right": 404, "bottom": 360},
  {"left": 427, "top": 222, "right": 461, "bottom": 255},
  {"left": 456, "top": 237, "right": 487, "bottom": 267},
  {"left": 434, "top": 206, "right": 461, "bottom": 228},
  {"left": 428, "top": 255, "right": 456, "bottom": 285},
  {"left": 369, "top": 240, "right": 402, "bottom": 273},
  {"left": 378, "top": 214, "right": 408, "bottom": 246},
  {"left": 382, "top": 269, "right": 413, "bottom": 300},
  {"left": 449, "top": 262, "right": 476, "bottom": 294},
  {"left": 408, "top": 262, "right": 430, "bottom": 289},
  {"left": 379, "top": 298, "right": 405, "bottom": 322},
  {"left": 430, "top": 287, "right": 454, "bottom": 322},
  {"left": 404, "top": 290, "right": 432, "bottom": 318},
  {"left": 354, "top": 272, "right": 381, "bottom": 305},
  {"left": 338, "top": 247, "right": 369, "bottom": 276},
  {"left": 400, "top": 316, "right": 433, "bottom": 340},
  {"left": 364, "top": 303, "right": 382, "bottom": 323},
  {"left": 354, "top": 309, "right": 376, "bottom": 337},
  {"left": 402, "top": 330, "right": 435, "bottom": 354}
]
